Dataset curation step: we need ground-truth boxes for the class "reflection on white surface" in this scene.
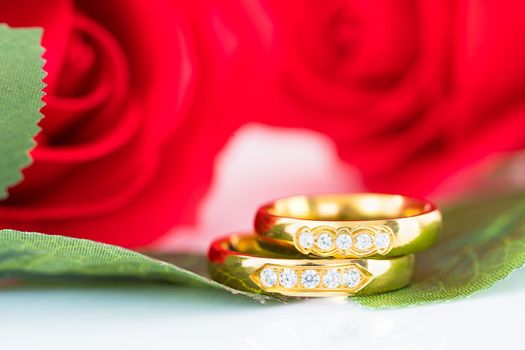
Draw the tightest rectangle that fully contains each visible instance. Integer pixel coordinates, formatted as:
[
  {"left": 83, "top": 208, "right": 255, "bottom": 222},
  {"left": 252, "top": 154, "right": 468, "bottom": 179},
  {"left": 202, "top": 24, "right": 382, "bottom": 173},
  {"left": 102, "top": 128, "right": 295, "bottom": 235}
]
[{"left": 0, "top": 268, "right": 523, "bottom": 349}]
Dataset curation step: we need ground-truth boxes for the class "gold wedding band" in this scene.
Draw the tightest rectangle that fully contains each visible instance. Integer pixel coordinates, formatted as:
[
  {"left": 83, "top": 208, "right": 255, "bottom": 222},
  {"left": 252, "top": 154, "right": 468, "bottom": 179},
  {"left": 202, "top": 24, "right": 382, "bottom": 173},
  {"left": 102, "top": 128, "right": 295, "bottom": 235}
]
[
  {"left": 208, "top": 193, "right": 441, "bottom": 298},
  {"left": 254, "top": 193, "right": 441, "bottom": 258},
  {"left": 208, "top": 234, "right": 415, "bottom": 297}
]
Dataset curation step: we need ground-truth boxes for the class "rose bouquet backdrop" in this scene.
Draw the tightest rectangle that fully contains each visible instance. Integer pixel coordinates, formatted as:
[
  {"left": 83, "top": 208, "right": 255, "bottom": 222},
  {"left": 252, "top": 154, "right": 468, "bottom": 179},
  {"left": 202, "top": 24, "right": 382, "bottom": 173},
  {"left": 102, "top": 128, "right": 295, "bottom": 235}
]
[{"left": 1, "top": 0, "right": 525, "bottom": 307}]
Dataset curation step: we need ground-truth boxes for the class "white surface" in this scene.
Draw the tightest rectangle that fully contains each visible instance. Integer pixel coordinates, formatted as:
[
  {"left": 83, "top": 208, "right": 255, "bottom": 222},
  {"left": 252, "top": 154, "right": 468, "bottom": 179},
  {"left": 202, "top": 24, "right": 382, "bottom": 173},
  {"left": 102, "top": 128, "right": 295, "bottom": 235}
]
[{"left": 1, "top": 267, "right": 524, "bottom": 349}]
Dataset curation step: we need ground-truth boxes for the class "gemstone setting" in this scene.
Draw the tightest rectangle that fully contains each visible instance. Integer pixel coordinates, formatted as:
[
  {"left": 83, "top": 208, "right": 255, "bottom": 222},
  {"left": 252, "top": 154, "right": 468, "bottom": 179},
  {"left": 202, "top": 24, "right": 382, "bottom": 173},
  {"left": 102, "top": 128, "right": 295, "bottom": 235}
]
[
  {"left": 298, "top": 230, "right": 314, "bottom": 249},
  {"left": 301, "top": 269, "right": 321, "bottom": 289},
  {"left": 279, "top": 269, "right": 298, "bottom": 288},
  {"left": 259, "top": 268, "right": 278, "bottom": 287},
  {"left": 343, "top": 268, "right": 362, "bottom": 287},
  {"left": 375, "top": 232, "right": 391, "bottom": 250},
  {"left": 355, "top": 233, "right": 373, "bottom": 251},
  {"left": 316, "top": 232, "right": 334, "bottom": 251},
  {"left": 323, "top": 269, "right": 341, "bottom": 288},
  {"left": 335, "top": 233, "right": 352, "bottom": 251},
  {"left": 253, "top": 264, "right": 371, "bottom": 294},
  {"left": 294, "top": 225, "right": 394, "bottom": 257}
]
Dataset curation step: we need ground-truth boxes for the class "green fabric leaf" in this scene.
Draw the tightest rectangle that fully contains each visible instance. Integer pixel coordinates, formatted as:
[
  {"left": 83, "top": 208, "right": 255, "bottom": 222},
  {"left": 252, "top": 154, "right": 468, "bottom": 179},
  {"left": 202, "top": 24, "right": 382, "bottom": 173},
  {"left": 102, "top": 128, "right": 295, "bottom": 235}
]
[
  {"left": 0, "top": 25, "right": 45, "bottom": 198},
  {"left": 0, "top": 192, "right": 524, "bottom": 307},
  {"left": 0, "top": 229, "right": 272, "bottom": 302},
  {"left": 355, "top": 191, "right": 525, "bottom": 307}
]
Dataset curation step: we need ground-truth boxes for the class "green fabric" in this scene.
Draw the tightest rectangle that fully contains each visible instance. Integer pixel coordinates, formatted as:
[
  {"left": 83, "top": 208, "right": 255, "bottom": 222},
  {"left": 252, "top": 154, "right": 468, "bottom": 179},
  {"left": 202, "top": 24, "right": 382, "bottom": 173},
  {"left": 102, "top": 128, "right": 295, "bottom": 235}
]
[
  {"left": 355, "top": 191, "right": 525, "bottom": 307},
  {"left": 0, "top": 229, "right": 269, "bottom": 302},
  {"left": 0, "top": 25, "right": 45, "bottom": 198},
  {"left": 0, "top": 192, "right": 524, "bottom": 307}
]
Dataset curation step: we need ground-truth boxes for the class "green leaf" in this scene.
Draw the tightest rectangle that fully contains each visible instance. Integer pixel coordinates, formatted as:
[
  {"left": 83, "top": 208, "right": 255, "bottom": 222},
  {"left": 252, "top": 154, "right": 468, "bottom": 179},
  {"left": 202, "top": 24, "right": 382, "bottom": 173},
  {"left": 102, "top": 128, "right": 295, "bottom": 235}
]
[
  {"left": 355, "top": 191, "right": 525, "bottom": 307},
  {"left": 0, "top": 229, "right": 272, "bottom": 302},
  {"left": 1, "top": 192, "right": 524, "bottom": 307},
  {"left": 0, "top": 25, "right": 45, "bottom": 198}
]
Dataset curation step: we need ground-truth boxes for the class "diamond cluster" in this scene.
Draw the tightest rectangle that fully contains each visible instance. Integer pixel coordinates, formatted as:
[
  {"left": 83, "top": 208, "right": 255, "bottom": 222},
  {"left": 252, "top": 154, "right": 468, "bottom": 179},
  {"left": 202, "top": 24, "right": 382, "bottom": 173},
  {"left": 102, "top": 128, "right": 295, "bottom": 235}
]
[
  {"left": 295, "top": 225, "right": 393, "bottom": 257},
  {"left": 256, "top": 265, "right": 369, "bottom": 293}
]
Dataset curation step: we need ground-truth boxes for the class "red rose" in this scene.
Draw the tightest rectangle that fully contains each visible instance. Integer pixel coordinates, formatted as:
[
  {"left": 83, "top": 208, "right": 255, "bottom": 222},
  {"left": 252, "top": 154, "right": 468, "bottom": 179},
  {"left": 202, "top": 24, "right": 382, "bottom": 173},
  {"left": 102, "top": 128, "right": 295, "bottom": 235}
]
[
  {"left": 3, "top": 0, "right": 525, "bottom": 248},
  {"left": 259, "top": 0, "right": 525, "bottom": 195},
  {"left": 0, "top": 0, "right": 269, "bottom": 247}
]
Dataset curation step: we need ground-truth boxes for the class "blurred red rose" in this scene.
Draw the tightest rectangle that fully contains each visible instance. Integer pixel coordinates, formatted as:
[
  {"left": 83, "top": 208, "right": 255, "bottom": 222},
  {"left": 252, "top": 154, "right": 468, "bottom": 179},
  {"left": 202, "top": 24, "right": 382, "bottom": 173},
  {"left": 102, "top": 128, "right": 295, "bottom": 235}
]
[
  {"left": 0, "top": 0, "right": 269, "bottom": 247},
  {"left": 2, "top": 0, "right": 525, "bottom": 247},
  {"left": 259, "top": 0, "right": 525, "bottom": 194}
]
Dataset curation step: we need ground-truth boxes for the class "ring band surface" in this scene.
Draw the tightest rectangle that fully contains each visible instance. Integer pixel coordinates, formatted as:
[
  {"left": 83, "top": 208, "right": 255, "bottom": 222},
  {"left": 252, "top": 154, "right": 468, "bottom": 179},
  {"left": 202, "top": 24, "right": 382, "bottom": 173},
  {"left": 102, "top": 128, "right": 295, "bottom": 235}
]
[
  {"left": 208, "top": 234, "right": 415, "bottom": 297},
  {"left": 254, "top": 193, "right": 442, "bottom": 258}
]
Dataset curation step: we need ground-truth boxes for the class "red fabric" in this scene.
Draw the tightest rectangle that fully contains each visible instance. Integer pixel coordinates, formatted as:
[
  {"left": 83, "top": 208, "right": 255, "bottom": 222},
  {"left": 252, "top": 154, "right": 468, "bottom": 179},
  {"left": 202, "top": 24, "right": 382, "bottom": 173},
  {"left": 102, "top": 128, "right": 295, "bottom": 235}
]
[{"left": 1, "top": 0, "right": 525, "bottom": 247}]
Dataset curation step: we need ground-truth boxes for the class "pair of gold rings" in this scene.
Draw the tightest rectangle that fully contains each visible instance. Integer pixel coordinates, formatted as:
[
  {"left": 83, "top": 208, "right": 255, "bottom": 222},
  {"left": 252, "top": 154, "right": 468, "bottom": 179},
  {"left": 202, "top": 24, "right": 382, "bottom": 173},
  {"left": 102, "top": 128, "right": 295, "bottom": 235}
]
[{"left": 208, "top": 193, "right": 442, "bottom": 297}]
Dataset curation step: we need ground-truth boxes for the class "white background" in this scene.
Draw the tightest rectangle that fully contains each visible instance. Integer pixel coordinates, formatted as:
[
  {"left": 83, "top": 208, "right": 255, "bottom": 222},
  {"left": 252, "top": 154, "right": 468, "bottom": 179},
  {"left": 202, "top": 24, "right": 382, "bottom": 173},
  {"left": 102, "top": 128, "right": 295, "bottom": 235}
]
[
  {"left": 1, "top": 124, "right": 523, "bottom": 349},
  {"left": 1, "top": 268, "right": 524, "bottom": 349}
]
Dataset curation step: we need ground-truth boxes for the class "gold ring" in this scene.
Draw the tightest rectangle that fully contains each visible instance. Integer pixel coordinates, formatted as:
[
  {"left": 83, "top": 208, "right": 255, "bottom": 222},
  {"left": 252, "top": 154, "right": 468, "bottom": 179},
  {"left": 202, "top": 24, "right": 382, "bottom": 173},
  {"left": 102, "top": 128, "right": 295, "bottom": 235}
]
[
  {"left": 208, "top": 234, "right": 415, "bottom": 297},
  {"left": 254, "top": 193, "right": 441, "bottom": 258}
]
